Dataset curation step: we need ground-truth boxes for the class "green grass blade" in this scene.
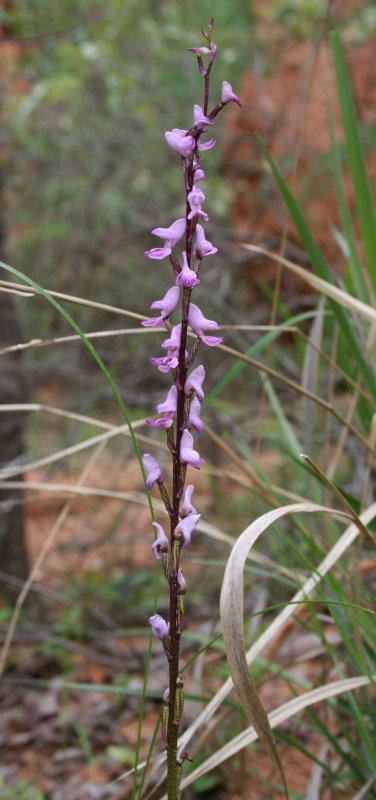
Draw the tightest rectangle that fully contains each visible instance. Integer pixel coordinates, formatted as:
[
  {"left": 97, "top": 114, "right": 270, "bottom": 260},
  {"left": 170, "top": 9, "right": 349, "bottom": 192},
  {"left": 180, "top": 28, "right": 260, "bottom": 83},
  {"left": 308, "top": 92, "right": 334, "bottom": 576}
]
[
  {"left": 258, "top": 141, "right": 376, "bottom": 401},
  {"left": 262, "top": 375, "right": 301, "bottom": 457},
  {"left": 329, "top": 105, "right": 368, "bottom": 303},
  {"left": 330, "top": 31, "right": 376, "bottom": 296}
]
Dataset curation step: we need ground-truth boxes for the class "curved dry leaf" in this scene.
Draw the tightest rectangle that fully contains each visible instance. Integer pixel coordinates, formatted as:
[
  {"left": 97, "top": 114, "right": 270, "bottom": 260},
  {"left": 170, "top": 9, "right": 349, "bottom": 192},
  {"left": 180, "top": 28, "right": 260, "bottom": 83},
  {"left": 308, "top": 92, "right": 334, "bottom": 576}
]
[
  {"left": 179, "top": 674, "right": 373, "bottom": 791},
  {"left": 220, "top": 502, "right": 351, "bottom": 797},
  {"left": 175, "top": 502, "right": 376, "bottom": 757}
]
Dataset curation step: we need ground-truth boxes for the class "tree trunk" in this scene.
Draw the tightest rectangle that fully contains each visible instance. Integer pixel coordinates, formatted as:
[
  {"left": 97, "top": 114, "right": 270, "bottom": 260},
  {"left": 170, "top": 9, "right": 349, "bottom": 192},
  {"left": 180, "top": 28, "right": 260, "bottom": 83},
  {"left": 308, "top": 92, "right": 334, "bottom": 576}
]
[{"left": 0, "top": 168, "right": 29, "bottom": 603}]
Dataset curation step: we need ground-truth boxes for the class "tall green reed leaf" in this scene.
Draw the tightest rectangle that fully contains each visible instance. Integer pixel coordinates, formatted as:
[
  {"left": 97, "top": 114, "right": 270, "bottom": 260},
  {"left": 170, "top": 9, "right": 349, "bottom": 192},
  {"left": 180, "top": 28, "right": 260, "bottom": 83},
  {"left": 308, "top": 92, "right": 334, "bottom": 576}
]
[
  {"left": 258, "top": 139, "right": 376, "bottom": 402},
  {"left": 330, "top": 31, "right": 376, "bottom": 297}
]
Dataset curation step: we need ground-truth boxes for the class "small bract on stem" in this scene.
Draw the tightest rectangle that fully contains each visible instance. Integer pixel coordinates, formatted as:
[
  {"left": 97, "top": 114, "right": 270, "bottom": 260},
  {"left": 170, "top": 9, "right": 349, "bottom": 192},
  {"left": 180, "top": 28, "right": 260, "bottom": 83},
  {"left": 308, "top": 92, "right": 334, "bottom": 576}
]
[{"left": 142, "top": 19, "right": 240, "bottom": 799}]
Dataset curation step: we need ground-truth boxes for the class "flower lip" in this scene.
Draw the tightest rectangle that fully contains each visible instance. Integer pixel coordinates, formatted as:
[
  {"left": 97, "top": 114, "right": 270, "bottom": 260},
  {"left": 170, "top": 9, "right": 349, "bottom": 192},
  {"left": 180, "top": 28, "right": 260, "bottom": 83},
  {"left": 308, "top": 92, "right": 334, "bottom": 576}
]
[
  {"left": 162, "top": 324, "right": 182, "bottom": 354},
  {"left": 176, "top": 252, "right": 200, "bottom": 288},
  {"left": 187, "top": 186, "right": 209, "bottom": 222},
  {"left": 149, "top": 355, "right": 179, "bottom": 373},
  {"left": 198, "top": 137, "right": 216, "bottom": 152}
]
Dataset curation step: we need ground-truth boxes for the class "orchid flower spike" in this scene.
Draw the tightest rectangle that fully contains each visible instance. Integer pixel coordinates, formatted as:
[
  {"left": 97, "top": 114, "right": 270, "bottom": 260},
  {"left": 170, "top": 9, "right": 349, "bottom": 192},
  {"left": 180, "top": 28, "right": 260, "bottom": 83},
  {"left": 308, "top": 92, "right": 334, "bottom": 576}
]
[
  {"left": 142, "top": 453, "right": 164, "bottom": 489},
  {"left": 145, "top": 218, "right": 186, "bottom": 260},
  {"left": 149, "top": 614, "right": 170, "bottom": 640}
]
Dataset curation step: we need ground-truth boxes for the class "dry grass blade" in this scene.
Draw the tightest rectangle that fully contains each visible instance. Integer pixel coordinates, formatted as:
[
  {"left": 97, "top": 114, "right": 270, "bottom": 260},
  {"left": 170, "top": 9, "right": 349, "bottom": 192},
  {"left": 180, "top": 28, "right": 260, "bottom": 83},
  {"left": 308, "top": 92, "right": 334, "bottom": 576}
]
[
  {"left": 175, "top": 502, "right": 376, "bottom": 758},
  {"left": 242, "top": 244, "right": 376, "bottom": 324},
  {"left": 0, "top": 402, "right": 116, "bottom": 430},
  {"left": 219, "top": 502, "right": 351, "bottom": 798},
  {"left": 0, "top": 324, "right": 295, "bottom": 358},
  {"left": 351, "top": 776, "right": 376, "bottom": 800},
  {"left": 0, "top": 327, "right": 158, "bottom": 357},
  {"left": 0, "top": 284, "right": 34, "bottom": 297},
  {"left": 0, "top": 418, "right": 150, "bottom": 479},
  {"left": 305, "top": 742, "right": 330, "bottom": 800},
  {"left": 178, "top": 675, "right": 373, "bottom": 791},
  {"left": 0, "top": 479, "right": 298, "bottom": 579},
  {"left": 0, "top": 278, "right": 145, "bottom": 320}
]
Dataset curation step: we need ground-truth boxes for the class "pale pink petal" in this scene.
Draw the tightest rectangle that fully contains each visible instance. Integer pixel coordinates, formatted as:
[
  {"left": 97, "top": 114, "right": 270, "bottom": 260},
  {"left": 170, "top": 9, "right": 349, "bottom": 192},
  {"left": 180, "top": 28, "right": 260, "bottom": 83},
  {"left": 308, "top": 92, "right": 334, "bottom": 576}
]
[
  {"left": 184, "top": 365, "right": 205, "bottom": 401},
  {"left": 221, "top": 80, "right": 241, "bottom": 106},
  {"left": 149, "top": 613, "right": 169, "bottom": 640},
  {"left": 143, "top": 453, "right": 164, "bottom": 489},
  {"left": 157, "top": 384, "right": 178, "bottom": 414},
  {"left": 180, "top": 429, "right": 201, "bottom": 469},
  {"left": 195, "top": 224, "right": 217, "bottom": 258},
  {"left": 189, "top": 397, "right": 204, "bottom": 432},
  {"left": 151, "top": 522, "right": 169, "bottom": 560},
  {"left": 179, "top": 484, "right": 197, "bottom": 517},
  {"left": 174, "top": 512, "right": 201, "bottom": 547}
]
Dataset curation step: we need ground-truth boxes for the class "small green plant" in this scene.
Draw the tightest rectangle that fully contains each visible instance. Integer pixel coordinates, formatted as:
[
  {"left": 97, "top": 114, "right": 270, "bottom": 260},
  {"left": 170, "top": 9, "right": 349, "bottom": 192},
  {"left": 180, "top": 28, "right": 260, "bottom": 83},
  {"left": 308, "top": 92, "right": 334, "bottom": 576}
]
[{"left": 0, "top": 779, "right": 45, "bottom": 800}]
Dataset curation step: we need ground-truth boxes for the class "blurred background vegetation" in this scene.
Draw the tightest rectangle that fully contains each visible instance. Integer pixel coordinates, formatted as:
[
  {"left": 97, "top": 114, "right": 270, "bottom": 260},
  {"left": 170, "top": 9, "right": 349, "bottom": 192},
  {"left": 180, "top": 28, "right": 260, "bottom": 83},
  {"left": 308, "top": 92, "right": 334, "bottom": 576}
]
[{"left": 2, "top": 0, "right": 375, "bottom": 394}]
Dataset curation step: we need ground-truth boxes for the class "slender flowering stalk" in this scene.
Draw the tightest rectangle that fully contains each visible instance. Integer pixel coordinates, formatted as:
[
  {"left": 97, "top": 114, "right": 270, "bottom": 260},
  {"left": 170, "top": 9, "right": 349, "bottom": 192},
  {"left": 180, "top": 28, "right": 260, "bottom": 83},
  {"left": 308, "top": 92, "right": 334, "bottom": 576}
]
[{"left": 142, "top": 20, "right": 241, "bottom": 798}]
